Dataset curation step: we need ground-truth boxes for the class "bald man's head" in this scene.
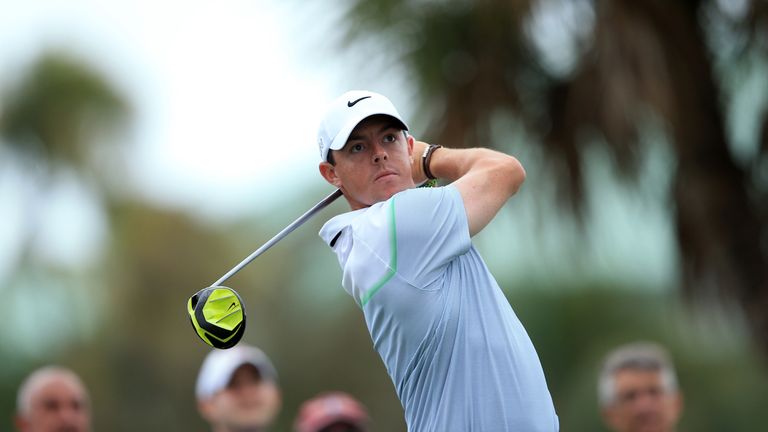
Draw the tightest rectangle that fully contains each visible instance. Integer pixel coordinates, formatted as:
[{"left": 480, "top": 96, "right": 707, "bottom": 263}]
[{"left": 15, "top": 366, "right": 91, "bottom": 432}]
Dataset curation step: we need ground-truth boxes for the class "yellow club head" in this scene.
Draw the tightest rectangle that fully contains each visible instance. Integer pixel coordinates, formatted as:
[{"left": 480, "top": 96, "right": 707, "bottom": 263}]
[{"left": 187, "top": 286, "right": 246, "bottom": 349}]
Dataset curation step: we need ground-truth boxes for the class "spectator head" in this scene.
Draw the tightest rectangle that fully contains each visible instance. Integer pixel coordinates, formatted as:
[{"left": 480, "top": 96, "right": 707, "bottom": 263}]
[
  {"left": 196, "top": 344, "right": 282, "bottom": 431},
  {"left": 15, "top": 366, "right": 91, "bottom": 432},
  {"left": 598, "top": 342, "right": 683, "bottom": 432},
  {"left": 294, "top": 391, "right": 369, "bottom": 432}
]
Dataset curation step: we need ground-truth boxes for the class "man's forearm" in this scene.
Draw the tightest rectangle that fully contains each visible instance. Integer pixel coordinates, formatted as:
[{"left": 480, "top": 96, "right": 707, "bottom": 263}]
[
  {"left": 412, "top": 140, "right": 526, "bottom": 236},
  {"left": 413, "top": 141, "right": 525, "bottom": 195}
]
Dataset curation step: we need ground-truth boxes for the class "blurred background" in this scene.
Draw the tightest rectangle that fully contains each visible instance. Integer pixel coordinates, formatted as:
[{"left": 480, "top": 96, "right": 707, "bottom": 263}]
[{"left": 1, "top": 0, "right": 767, "bottom": 430}]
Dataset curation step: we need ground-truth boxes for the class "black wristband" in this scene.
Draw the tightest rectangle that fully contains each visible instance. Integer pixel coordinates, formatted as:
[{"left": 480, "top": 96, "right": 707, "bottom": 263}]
[{"left": 421, "top": 144, "right": 443, "bottom": 180}]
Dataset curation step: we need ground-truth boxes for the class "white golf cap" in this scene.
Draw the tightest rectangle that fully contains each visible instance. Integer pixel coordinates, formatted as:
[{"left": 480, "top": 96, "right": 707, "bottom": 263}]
[
  {"left": 195, "top": 344, "right": 278, "bottom": 401},
  {"left": 317, "top": 90, "right": 409, "bottom": 162}
]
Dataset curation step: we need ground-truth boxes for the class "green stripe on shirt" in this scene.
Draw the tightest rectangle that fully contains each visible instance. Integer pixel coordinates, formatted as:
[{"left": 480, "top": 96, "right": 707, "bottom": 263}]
[{"left": 361, "top": 197, "right": 397, "bottom": 306}]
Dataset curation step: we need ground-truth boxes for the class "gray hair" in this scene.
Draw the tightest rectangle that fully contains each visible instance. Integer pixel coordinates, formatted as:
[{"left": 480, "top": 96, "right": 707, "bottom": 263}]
[
  {"left": 16, "top": 366, "right": 89, "bottom": 416},
  {"left": 597, "top": 342, "right": 678, "bottom": 407}
]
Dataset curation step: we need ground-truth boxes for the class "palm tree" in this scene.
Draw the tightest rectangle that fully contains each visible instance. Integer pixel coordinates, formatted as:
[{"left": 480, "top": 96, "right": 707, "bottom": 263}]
[
  {"left": 0, "top": 50, "right": 130, "bottom": 352},
  {"left": 0, "top": 50, "right": 130, "bottom": 265},
  {"left": 334, "top": 0, "right": 768, "bottom": 353},
  {"left": 0, "top": 52, "right": 233, "bottom": 430},
  {"left": 1, "top": 51, "right": 129, "bottom": 181}
]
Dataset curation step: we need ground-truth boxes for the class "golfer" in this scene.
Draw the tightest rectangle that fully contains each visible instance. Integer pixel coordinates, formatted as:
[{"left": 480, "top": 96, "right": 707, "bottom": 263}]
[{"left": 316, "top": 90, "right": 559, "bottom": 431}]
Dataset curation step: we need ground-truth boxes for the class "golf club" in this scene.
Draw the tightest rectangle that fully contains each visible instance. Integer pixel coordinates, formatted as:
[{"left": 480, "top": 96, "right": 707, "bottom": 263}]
[
  {"left": 214, "top": 188, "right": 343, "bottom": 287},
  {"left": 188, "top": 188, "right": 343, "bottom": 349}
]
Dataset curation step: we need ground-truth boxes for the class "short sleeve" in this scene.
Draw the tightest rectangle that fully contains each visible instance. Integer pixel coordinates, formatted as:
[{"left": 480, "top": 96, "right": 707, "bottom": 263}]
[{"left": 392, "top": 185, "right": 471, "bottom": 288}]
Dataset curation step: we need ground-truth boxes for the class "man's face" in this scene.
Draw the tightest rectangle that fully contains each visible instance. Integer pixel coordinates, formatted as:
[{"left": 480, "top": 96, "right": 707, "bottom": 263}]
[
  {"left": 320, "top": 116, "right": 415, "bottom": 210},
  {"left": 602, "top": 369, "right": 682, "bottom": 432},
  {"left": 16, "top": 375, "right": 90, "bottom": 432},
  {"left": 199, "top": 364, "right": 281, "bottom": 430}
]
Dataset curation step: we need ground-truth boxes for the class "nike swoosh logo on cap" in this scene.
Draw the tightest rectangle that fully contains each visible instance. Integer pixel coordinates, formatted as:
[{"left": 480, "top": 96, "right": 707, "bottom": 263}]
[{"left": 347, "top": 96, "right": 371, "bottom": 107}]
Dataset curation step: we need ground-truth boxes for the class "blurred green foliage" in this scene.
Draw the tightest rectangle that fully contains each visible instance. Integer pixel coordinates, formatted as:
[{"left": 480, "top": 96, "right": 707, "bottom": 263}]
[
  {"left": 334, "top": 0, "right": 768, "bottom": 361},
  {"left": 1, "top": 52, "right": 128, "bottom": 178}
]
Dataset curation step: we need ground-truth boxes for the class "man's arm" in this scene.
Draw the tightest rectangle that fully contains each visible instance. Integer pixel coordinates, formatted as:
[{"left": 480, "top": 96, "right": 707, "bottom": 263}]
[{"left": 412, "top": 140, "right": 526, "bottom": 237}]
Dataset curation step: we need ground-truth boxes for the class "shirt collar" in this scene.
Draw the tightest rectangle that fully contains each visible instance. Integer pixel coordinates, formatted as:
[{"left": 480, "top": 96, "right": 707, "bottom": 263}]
[{"left": 319, "top": 208, "right": 367, "bottom": 247}]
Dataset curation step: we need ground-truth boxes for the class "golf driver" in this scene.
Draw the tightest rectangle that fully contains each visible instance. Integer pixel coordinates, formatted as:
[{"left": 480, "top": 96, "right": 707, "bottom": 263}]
[{"left": 188, "top": 188, "right": 343, "bottom": 349}]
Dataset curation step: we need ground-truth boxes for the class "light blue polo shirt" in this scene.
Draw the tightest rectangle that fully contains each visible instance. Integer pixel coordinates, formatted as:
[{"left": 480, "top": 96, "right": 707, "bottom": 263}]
[{"left": 320, "top": 185, "right": 558, "bottom": 432}]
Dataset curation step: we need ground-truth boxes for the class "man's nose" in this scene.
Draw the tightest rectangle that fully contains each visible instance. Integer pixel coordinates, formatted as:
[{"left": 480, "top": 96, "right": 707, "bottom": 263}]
[
  {"left": 57, "top": 409, "right": 80, "bottom": 427},
  {"left": 631, "top": 391, "right": 662, "bottom": 412},
  {"left": 372, "top": 144, "right": 388, "bottom": 163}
]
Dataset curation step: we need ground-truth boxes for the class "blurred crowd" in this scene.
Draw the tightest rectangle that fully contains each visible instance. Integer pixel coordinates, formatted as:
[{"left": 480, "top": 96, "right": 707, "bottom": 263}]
[
  {"left": 13, "top": 342, "right": 371, "bottom": 432},
  {"left": 12, "top": 340, "right": 684, "bottom": 432}
]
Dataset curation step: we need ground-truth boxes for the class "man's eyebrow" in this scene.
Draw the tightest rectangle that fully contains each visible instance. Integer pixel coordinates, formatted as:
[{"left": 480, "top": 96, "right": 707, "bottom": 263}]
[{"left": 347, "top": 122, "right": 401, "bottom": 142}]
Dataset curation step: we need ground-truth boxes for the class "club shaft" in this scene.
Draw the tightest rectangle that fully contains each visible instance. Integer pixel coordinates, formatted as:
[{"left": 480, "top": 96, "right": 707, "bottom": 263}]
[{"left": 211, "top": 188, "right": 344, "bottom": 287}]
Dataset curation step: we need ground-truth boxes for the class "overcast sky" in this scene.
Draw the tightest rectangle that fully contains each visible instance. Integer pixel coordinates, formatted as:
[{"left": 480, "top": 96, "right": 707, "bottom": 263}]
[
  {"left": 0, "top": 0, "right": 362, "bottom": 275},
  {"left": 0, "top": 0, "right": 350, "bottom": 216}
]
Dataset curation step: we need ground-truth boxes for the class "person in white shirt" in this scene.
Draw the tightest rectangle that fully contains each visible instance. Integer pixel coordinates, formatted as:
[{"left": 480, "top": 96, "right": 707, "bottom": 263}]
[{"left": 316, "top": 90, "right": 558, "bottom": 431}]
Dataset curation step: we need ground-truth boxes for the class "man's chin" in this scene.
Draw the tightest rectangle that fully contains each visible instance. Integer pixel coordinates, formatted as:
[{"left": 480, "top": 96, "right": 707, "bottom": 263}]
[
  {"left": 54, "top": 427, "right": 84, "bottom": 432},
  {"left": 225, "top": 417, "right": 268, "bottom": 431},
  {"left": 375, "top": 182, "right": 411, "bottom": 201},
  {"left": 632, "top": 419, "right": 665, "bottom": 432},
  {"left": 370, "top": 191, "right": 396, "bottom": 205}
]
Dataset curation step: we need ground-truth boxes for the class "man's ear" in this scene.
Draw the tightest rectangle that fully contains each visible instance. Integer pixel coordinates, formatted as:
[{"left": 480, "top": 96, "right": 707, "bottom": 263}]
[
  {"left": 406, "top": 133, "right": 414, "bottom": 155},
  {"left": 197, "top": 400, "right": 215, "bottom": 423},
  {"left": 319, "top": 162, "right": 342, "bottom": 188},
  {"left": 670, "top": 392, "right": 684, "bottom": 423},
  {"left": 15, "top": 415, "right": 29, "bottom": 431},
  {"left": 600, "top": 407, "right": 621, "bottom": 431}
]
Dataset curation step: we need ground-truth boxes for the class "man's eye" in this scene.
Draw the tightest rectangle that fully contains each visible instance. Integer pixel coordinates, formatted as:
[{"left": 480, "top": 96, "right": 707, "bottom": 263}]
[
  {"left": 383, "top": 134, "right": 396, "bottom": 143},
  {"left": 350, "top": 143, "right": 364, "bottom": 153},
  {"left": 619, "top": 391, "right": 638, "bottom": 404},
  {"left": 43, "top": 400, "right": 60, "bottom": 411}
]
